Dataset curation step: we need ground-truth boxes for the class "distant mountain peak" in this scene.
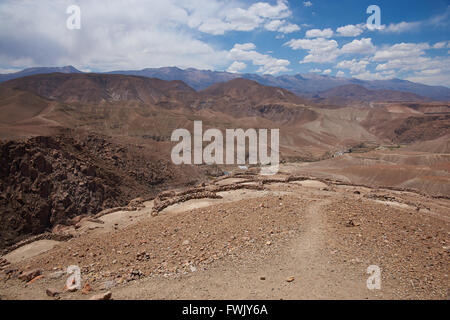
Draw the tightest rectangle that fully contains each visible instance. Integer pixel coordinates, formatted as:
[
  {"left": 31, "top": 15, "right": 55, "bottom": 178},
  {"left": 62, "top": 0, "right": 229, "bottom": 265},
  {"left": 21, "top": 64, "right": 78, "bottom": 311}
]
[{"left": 1, "top": 66, "right": 449, "bottom": 100}]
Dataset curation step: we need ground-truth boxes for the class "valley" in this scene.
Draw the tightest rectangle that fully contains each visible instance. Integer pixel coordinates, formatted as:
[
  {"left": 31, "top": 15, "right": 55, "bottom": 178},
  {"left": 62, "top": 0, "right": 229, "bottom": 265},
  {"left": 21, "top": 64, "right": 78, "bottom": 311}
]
[{"left": 0, "top": 72, "right": 448, "bottom": 300}]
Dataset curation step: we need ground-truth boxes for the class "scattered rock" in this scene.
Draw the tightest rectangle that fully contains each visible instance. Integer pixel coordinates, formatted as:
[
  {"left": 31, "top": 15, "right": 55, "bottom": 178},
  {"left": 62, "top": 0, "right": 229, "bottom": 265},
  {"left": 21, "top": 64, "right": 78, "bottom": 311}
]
[
  {"left": 101, "top": 280, "right": 116, "bottom": 290},
  {"left": 136, "top": 251, "right": 150, "bottom": 261},
  {"left": 82, "top": 283, "right": 92, "bottom": 294},
  {"left": 0, "top": 258, "right": 10, "bottom": 268},
  {"left": 89, "top": 291, "right": 112, "bottom": 300},
  {"left": 18, "top": 269, "right": 42, "bottom": 282},
  {"left": 27, "top": 274, "right": 44, "bottom": 284},
  {"left": 127, "top": 269, "right": 144, "bottom": 282},
  {"left": 346, "top": 220, "right": 355, "bottom": 227},
  {"left": 286, "top": 277, "right": 295, "bottom": 283},
  {"left": 46, "top": 288, "right": 61, "bottom": 297},
  {"left": 48, "top": 270, "right": 65, "bottom": 279}
]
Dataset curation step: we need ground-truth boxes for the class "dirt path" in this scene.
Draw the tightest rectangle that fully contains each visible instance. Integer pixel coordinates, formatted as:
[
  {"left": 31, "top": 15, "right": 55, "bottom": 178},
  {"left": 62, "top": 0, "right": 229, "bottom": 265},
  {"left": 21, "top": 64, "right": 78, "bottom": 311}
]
[
  {"left": 1, "top": 176, "right": 448, "bottom": 300},
  {"left": 113, "top": 198, "right": 376, "bottom": 299}
]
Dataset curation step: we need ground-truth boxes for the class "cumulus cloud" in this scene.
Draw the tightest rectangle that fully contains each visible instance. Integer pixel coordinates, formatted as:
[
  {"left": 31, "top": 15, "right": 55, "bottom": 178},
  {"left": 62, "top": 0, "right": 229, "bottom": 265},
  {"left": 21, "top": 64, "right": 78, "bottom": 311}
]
[
  {"left": 228, "top": 43, "right": 290, "bottom": 75},
  {"left": 285, "top": 37, "right": 375, "bottom": 63},
  {"left": 0, "top": 0, "right": 237, "bottom": 71},
  {"left": 352, "top": 71, "right": 391, "bottom": 81},
  {"left": 303, "top": 1, "right": 313, "bottom": 7},
  {"left": 0, "top": 0, "right": 299, "bottom": 72},
  {"left": 336, "top": 24, "right": 364, "bottom": 37},
  {"left": 336, "top": 70, "right": 345, "bottom": 77},
  {"left": 372, "top": 43, "right": 430, "bottom": 61},
  {"left": 372, "top": 42, "right": 450, "bottom": 86},
  {"left": 432, "top": 41, "right": 449, "bottom": 49},
  {"left": 382, "top": 21, "right": 422, "bottom": 33},
  {"left": 337, "top": 59, "right": 369, "bottom": 74},
  {"left": 264, "top": 19, "right": 300, "bottom": 33},
  {"left": 264, "top": 20, "right": 284, "bottom": 31},
  {"left": 278, "top": 23, "right": 301, "bottom": 33},
  {"left": 227, "top": 61, "right": 247, "bottom": 73},
  {"left": 195, "top": 0, "right": 293, "bottom": 35},
  {"left": 285, "top": 38, "right": 339, "bottom": 63},
  {"left": 305, "top": 28, "right": 334, "bottom": 38},
  {"left": 322, "top": 69, "right": 332, "bottom": 75},
  {"left": 341, "top": 38, "right": 376, "bottom": 54}
]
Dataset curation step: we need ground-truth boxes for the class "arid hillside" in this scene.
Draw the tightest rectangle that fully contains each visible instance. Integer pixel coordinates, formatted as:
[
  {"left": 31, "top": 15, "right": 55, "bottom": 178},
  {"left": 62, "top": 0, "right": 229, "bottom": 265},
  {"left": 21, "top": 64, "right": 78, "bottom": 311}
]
[{"left": 0, "top": 73, "right": 448, "bottom": 251}]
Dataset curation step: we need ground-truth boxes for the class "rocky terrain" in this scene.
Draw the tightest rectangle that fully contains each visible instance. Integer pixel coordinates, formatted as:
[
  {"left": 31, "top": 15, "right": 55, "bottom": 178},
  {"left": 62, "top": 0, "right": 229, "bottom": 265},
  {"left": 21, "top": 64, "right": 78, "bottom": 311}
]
[
  {"left": 0, "top": 170, "right": 448, "bottom": 300},
  {"left": 0, "top": 131, "right": 205, "bottom": 250},
  {"left": 2, "top": 66, "right": 450, "bottom": 100},
  {"left": 0, "top": 72, "right": 448, "bottom": 300}
]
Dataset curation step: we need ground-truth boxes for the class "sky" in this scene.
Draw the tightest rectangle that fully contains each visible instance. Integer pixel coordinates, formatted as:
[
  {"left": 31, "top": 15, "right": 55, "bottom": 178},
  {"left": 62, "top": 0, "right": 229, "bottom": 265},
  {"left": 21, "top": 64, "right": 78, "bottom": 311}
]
[{"left": 0, "top": 0, "right": 449, "bottom": 86}]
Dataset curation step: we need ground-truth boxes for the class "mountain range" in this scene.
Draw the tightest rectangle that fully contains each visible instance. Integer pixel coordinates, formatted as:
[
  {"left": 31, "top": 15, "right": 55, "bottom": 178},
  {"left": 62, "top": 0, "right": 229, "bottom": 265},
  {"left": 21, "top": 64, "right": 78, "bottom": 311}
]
[
  {"left": 1, "top": 66, "right": 449, "bottom": 101},
  {"left": 0, "top": 71, "right": 449, "bottom": 250}
]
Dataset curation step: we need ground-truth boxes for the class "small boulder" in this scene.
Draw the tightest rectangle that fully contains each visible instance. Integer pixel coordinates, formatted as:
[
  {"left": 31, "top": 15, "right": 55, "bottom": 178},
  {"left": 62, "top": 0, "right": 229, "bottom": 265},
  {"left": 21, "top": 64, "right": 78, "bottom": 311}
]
[
  {"left": 18, "top": 269, "right": 42, "bottom": 282},
  {"left": 82, "top": 283, "right": 92, "bottom": 295},
  {"left": 286, "top": 276, "right": 295, "bottom": 283},
  {"left": 46, "top": 288, "right": 61, "bottom": 297},
  {"left": 89, "top": 291, "right": 112, "bottom": 300}
]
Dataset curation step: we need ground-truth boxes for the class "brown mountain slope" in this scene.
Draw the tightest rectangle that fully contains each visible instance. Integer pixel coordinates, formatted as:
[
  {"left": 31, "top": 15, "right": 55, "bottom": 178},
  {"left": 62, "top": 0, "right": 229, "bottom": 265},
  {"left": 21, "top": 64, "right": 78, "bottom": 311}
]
[
  {"left": 200, "top": 78, "right": 305, "bottom": 105},
  {"left": 1, "top": 73, "right": 196, "bottom": 105},
  {"left": 0, "top": 132, "right": 205, "bottom": 250},
  {"left": 310, "top": 84, "right": 429, "bottom": 107},
  {"left": 0, "top": 73, "right": 449, "bottom": 252}
]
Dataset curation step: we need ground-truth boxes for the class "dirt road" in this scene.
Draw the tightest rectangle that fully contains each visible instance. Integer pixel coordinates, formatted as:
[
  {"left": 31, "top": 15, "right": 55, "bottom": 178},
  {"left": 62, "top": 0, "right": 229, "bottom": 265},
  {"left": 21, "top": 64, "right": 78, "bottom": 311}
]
[{"left": 0, "top": 173, "right": 449, "bottom": 300}]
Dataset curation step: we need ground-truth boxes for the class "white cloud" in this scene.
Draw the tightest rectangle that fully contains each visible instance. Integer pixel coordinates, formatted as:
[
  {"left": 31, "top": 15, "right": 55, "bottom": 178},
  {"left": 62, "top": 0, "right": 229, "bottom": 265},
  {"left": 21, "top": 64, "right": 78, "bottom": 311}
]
[
  {"left": 0, "top": 0, "right": 233, "bottom": 71},
  {"left": 372, "top": 43, "right": 430, "bottom": 61},
  {"left": 371, "top": 41, "right": 450, "bottom": 86},
  {"left": 382, "top": 21, "right": 422, "bottom": 33},
  {"left": 336, "top": 70, "right": 345, "bottom": 77},
  {"left": 286, "top": 37, "right": 374, "bottom": 64},
  {"left": 406, "top": 73, "right": 450, "bottom": 87},
  {"left": 375, "top": 56, "right": 430, "bottom": 72},
  {"left": 278, "top": 23, "right": 301, "bottom": 33},
  {"left": 336, "top": 24, "right": 364, "bottom": 37},
  {"left": 227, "top": 61, "right": 247, "bottom": 73},
  {"left": 264, "top": 20, "right": 284, "bottom": 31},
  {"left": 432, "top": 41, "right": 449, "bottom": 49},
  {"left": 233, "top": 43, "right": 257, "bottom": 51},
  {"left": 309, "top": 68, "right": 321, "bottom": 73},
  {"left": 416, "top": 68, "right": 441, "bottom": 75},
  {"left": 352, "top": 71, "right": 391, "bottom": 81},
  {"left": 228, "top": 43, "right": 290, "bottom": 75},
  {"left": 303, "top": 1, "right": 313, "bottom": 7},
  {"left": 248, "top": 1, "right": 291, "bottom": 19},
  {"left": 264, "top": 19, "right": 300, "bottom": 33},
  {"left": 305, "top": 28, "right": 334, "bottom": 38},
  {"left": 322, "top": 69, "right": 332, "bottom": 75},
  {"left": 285, "top": 38, "right": 340, "bottom": 63},
  {"left": 341, "top": 38, "right": 376, "bottom": 54},
  {"left": 195, "top": 0, "right": 293, "bottom": 35},
  {"left": 0, "top": 0, "right": 300, "bottom": 72},
  {"left": 337, "top": 59, "right": 369, "bottom": 74}
]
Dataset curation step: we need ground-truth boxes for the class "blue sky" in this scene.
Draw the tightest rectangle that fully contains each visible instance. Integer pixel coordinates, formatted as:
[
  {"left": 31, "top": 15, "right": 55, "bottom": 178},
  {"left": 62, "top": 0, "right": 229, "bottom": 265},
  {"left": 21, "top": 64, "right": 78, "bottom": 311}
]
[{"left": 0, "top": 0, "right": 449, "bottom": 86}]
